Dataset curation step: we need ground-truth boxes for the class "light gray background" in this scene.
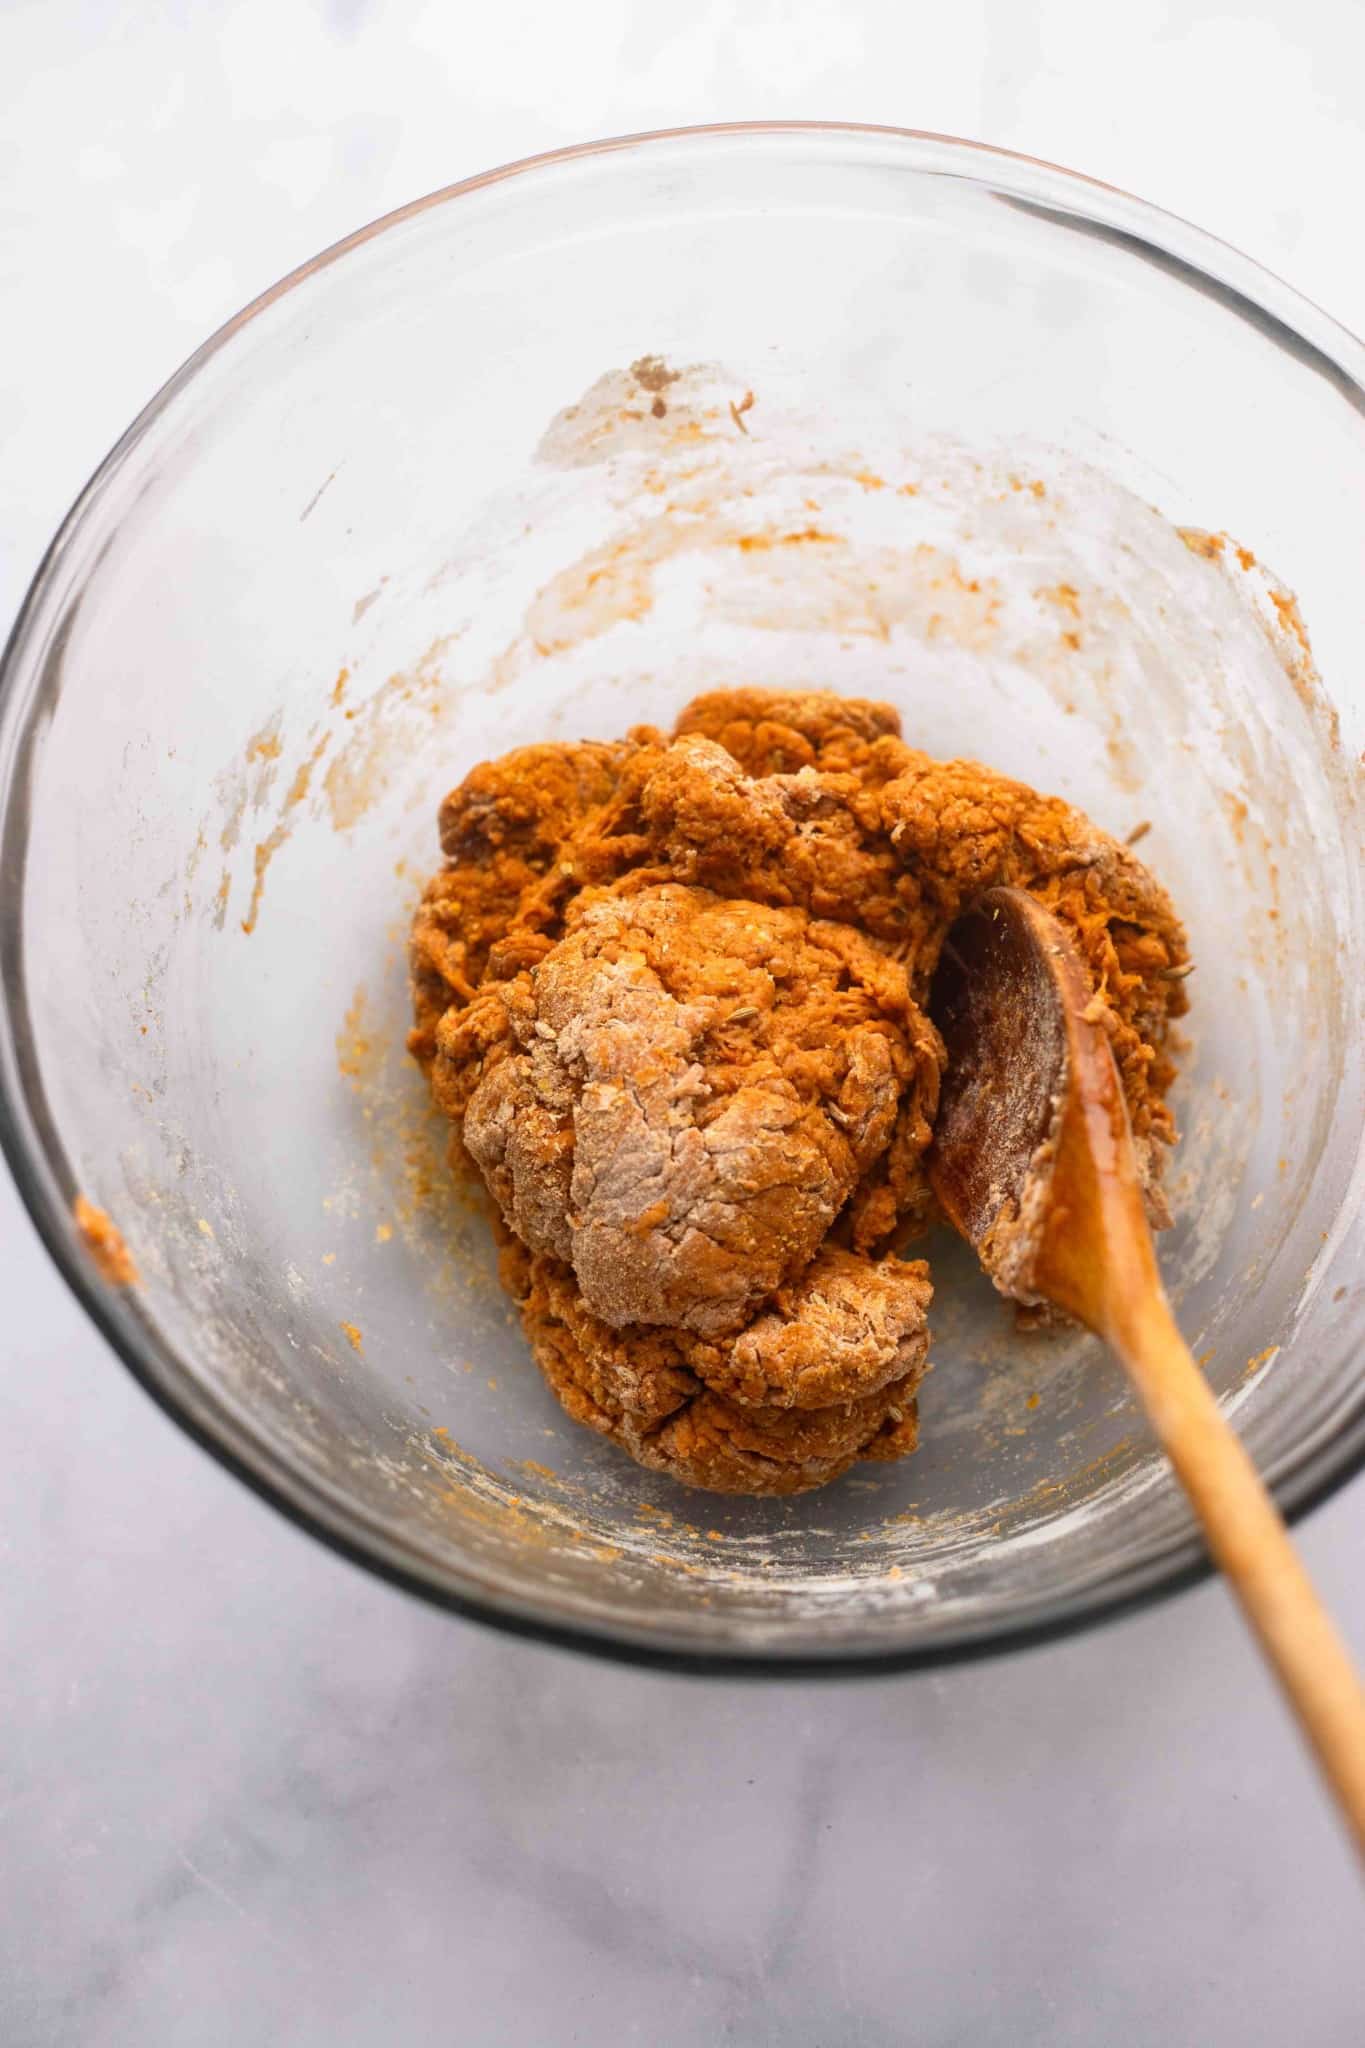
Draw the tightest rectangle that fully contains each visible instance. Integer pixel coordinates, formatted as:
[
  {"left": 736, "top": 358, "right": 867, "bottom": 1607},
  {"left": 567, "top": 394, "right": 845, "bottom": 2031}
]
[{"left": 2, "top": 4, "right": 1362, "bottom": 2042}]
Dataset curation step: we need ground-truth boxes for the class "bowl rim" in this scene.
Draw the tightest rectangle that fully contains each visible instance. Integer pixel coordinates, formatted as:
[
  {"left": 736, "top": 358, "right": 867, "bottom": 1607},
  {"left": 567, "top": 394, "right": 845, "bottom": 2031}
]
[{"left": 3, "top": 118, "right": 1364, "bottom": 1676}]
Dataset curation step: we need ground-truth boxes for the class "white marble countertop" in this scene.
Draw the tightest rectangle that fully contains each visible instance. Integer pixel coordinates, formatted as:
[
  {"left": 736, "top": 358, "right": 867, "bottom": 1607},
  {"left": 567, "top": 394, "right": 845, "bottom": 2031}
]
[{"left": 2, "top": 4, "right": 1363, "bottom": 2042}]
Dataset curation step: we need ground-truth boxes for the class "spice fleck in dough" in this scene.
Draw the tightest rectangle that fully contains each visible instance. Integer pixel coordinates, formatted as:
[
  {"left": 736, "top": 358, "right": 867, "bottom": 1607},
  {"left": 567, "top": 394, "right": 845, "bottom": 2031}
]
[{"left": 410, "top": 689, "right": 1188, "bottom": 1495}]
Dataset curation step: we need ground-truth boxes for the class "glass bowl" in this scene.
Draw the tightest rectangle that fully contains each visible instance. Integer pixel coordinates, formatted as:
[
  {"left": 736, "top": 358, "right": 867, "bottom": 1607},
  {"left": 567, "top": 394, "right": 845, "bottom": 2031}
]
[{"left": 2, "top": 124, "right": 1362, "bottom": 1670}]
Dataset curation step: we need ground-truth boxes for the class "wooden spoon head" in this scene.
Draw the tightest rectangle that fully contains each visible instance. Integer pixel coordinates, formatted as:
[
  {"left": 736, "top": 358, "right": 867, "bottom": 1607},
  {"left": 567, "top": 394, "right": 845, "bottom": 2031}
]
[{"left": 928, "top": 887, "right": 1157, "bottom": 1329}]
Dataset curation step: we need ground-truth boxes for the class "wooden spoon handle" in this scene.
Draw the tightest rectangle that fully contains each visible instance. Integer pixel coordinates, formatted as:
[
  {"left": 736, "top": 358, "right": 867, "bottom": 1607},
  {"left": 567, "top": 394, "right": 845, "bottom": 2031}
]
[{"left": 1107, "top": 1283, "right": 1365, "bottom": 1863}]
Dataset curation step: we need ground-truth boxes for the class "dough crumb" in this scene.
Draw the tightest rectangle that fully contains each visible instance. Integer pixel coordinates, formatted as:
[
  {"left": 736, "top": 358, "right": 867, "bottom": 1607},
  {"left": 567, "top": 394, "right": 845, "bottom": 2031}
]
[{"left": 73, "top": 1196, "right": 139, "bottom": 1288}]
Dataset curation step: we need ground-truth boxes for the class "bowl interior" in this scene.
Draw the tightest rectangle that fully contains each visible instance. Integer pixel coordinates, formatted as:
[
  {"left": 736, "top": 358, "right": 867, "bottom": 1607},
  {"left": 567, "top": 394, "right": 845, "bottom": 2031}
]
[{"left": 4, "top": 129, "right": 1364, "bottom": 1661}]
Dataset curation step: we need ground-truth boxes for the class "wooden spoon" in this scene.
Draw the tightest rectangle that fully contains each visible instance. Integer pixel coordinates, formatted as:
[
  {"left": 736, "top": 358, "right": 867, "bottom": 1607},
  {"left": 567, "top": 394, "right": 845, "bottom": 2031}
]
[{"left": 929, "top": 884, "right": 1365, "bottom": 1861}]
